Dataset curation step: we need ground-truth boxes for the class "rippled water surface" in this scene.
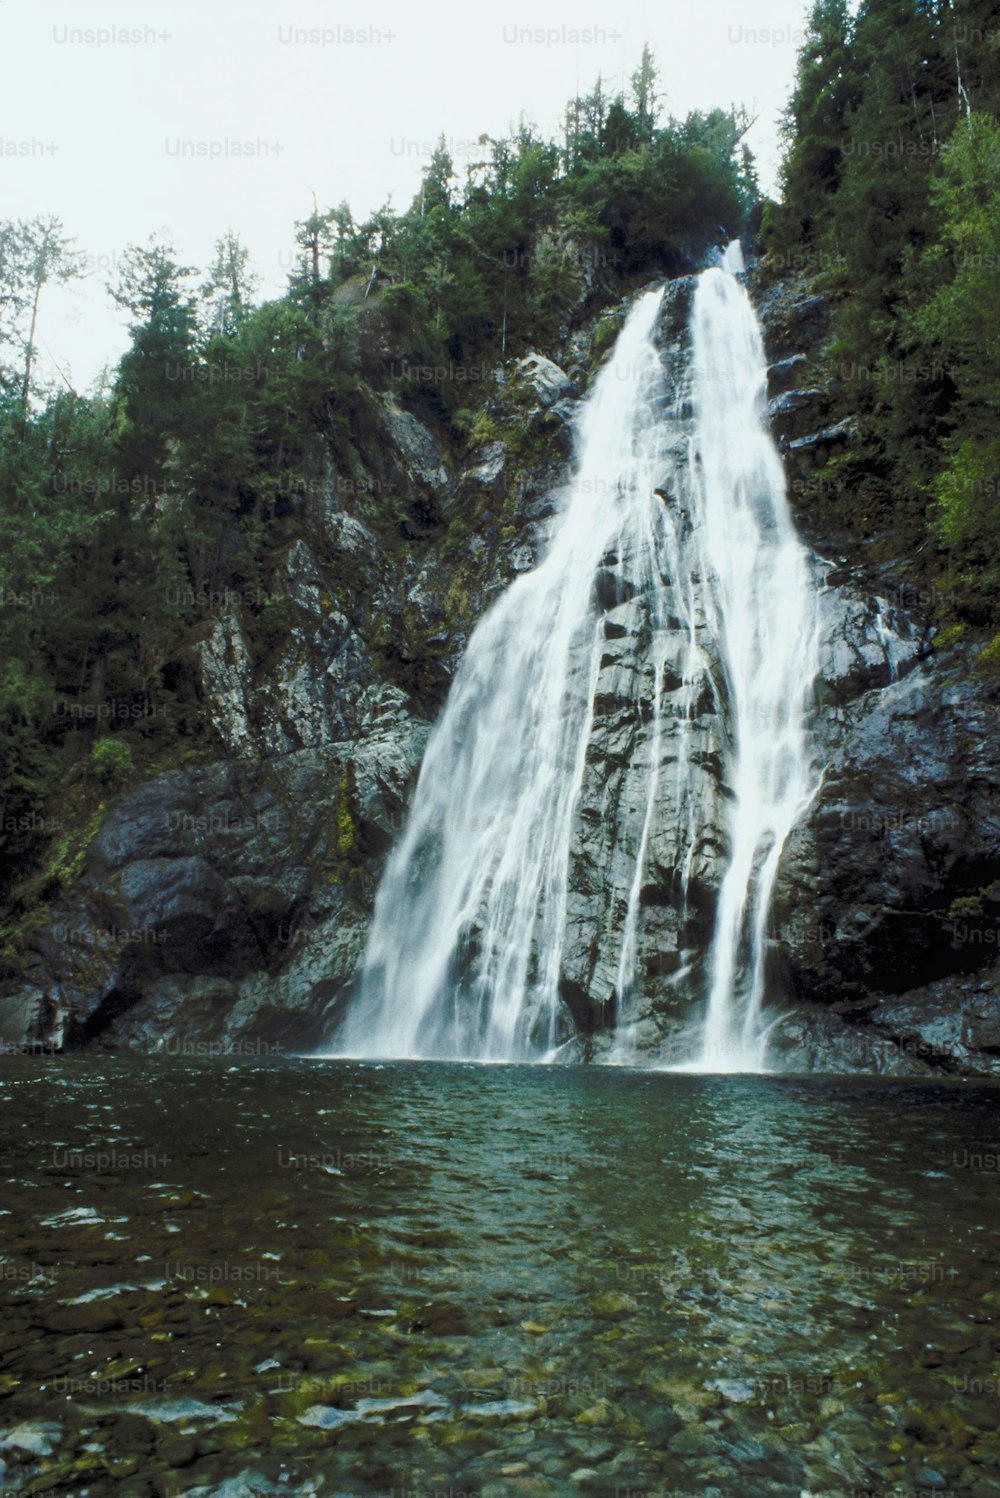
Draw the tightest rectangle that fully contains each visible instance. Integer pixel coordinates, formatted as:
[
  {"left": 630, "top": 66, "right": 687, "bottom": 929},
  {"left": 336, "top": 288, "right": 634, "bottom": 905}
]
[{"left": 1, "top": 1057, "right": 999, "bottom": 1495}]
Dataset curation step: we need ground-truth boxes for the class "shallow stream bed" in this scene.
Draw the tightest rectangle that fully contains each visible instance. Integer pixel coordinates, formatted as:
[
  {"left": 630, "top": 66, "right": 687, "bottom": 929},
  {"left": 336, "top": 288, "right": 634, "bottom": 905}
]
[{"left": 0, "top": 1057, "right": 998, "bottom": 1495}]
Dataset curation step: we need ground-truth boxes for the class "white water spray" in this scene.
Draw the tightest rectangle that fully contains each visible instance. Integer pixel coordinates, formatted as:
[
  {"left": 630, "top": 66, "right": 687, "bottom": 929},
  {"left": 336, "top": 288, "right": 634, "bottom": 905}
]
[
  {"left": 687, "top": 263, "right": 820, "bottom": 1070},
  {"left": 331, "top": 248, "right": 819, "bottom": 1069}
]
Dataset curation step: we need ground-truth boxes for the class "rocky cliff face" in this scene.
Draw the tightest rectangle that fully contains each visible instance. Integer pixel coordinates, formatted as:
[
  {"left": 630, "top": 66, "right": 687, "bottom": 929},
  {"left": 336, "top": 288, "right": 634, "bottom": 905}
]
[
  {"left": 758, "top": 272, "right": 1000, "bottom": 1076},
  {"left": 534, "top": 269, "right": 1000, "bottom": 1079},
  {"left": 3, "top": 257, "right": 999, "bottom": 1075},
  {"left": 0, "top": 345, "right": 584, "bottom": 1057}
]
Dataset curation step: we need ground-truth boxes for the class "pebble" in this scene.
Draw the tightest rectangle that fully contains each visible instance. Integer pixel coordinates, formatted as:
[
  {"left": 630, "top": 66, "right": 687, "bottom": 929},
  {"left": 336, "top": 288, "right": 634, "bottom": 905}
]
[
  {"left": 706, "top": 1377, "right": 755, "bottom": 1403},
  {"left": 588, "top": 1291, "right": 637, "bottom": 1316},
  {"left": 574, "top": 1399, "right": 612, "bottom": 1426},
  {"left": 157, "top": 1432, "right": 198, "bottom": 1468}
]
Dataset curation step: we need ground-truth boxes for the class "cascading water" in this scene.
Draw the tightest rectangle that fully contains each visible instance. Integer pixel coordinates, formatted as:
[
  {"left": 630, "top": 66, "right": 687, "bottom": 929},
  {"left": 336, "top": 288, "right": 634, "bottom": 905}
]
[
  {"left": 330, "top": 245, "right": 820, "bottom": 1069},
  {"left": 335, "top": 287, "right": 677, "bottom": 1062},
  {"left": 686, "top": 242, "right": 821, "bottom": 1070}
]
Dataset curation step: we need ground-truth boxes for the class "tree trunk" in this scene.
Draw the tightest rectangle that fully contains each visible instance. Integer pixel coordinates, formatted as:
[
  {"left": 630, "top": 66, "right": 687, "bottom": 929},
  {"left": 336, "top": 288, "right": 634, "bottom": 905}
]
[{"left": 20, "top": 273, "right": 42, "bottom": 414}]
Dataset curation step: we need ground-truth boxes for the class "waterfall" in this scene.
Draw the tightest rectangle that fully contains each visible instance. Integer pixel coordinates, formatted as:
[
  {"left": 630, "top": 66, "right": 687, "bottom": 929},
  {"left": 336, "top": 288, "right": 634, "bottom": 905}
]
[
  {"left": 686, "top": 252, "right": 820, "bottom": 1070},
  {"left": 330, "top": 247, "right": 819, "bottom": 1069}
]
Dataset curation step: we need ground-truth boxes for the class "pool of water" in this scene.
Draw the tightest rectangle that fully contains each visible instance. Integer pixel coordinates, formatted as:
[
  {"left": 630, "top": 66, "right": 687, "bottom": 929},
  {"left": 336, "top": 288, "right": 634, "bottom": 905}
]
[{"left": 0, "top": 1057, "right": 998, "bottom": 1495}]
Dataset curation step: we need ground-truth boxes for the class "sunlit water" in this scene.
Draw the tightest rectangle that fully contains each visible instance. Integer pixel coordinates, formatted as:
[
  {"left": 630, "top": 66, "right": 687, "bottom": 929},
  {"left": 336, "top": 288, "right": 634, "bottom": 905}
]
[{"left": 1, "top": 1058, "right": 999, "bottom": 1495}]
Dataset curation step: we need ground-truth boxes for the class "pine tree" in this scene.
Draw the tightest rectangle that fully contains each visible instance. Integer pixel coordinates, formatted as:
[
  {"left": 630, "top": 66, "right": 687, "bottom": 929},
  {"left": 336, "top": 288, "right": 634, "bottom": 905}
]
[
  {"left": 775, "top": 0, "right": 859, "bottom": 249},
  {"left": 419, "top": 136, "right": 456, "bottom": 215},
  {"left": 912, "top": 111, "right": 1000, "bottom": 613},
  {"left": 630, "top": 44, "right": 660, "bottom": 143},
  {"left": 200, "top": 231, "right": 257, "bottom": 338},
  {"left": 109, "top": 238, "right": 199, "bottom": 480}
]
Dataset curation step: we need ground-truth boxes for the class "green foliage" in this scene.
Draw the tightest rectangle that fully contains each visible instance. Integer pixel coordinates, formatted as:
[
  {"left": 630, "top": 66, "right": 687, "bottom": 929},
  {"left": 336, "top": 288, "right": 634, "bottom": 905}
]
[
  {"left": 335, "top": 771, "right": 356, "bottom": 858},
  {"left": 200, "top": 231, "right": 257, "bottom": 338},
  {"left": 0, "top": 216, "right": 85, "bottom": 407},
  {"left": 772, "top": 0, "right": 859, "bottom": 250},
  {"left": 979, "top": 632, "right": 1000, "bottom": 670},
  {"left": 110, "top": 237, "right": 200, "bottom": 478},
  {"left": 572, "top": 135, "right": 741, "bottom": 273},
  {"left": 0, "top": 802, "right": 105, "bottom": 959},
  {"left": 771, "top": 0, "right": 1000, "bottom": 628},
  {"left": 89, "top": 738, "right": 133, "bottom": 785},
  {"left": 307, "top": 57, "right": 753, "bottom": 404}
]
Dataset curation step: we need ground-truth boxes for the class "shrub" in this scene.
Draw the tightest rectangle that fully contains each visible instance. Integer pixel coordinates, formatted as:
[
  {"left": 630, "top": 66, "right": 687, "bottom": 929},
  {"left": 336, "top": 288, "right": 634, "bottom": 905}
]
[{"left": 89, "top": 738, "right": 133, "bottom": 786}]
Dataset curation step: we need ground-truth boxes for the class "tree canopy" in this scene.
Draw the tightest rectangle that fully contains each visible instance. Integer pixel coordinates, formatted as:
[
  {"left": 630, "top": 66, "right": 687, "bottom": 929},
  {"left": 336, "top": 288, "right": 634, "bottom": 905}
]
[{"left": 765, "top": 0, "right": 1000, "bottom": 629}]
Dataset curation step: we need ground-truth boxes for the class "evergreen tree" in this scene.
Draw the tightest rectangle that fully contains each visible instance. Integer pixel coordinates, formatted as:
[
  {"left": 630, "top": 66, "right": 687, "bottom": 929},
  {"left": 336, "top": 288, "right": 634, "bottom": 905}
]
[
  {"left": 630, "top": 44, "right": 661, "bottom": 143},
  {"left": 109, "top": 238, "right": 199, "bottom": 480},
  {"left": 602, "top": 97, "right": 641, "bottom": 157},
  {"left": 912, "top": 111, "right": 1000, "bottom": 615},
  {"left": 200, "top": 231, "right": 257, "bottom": 338},
  {"left": 774, "top": 0, "right": 859, "bottom": 249},
  {"left": 0, "top": 222, "right": 33, "bottom": 371},
  {"left": 328, "top": 202, "right": 365, "bottom": 282},
  {"left": 769, "top": 0, "right": 1000, "bottom": 629},
  {"left": 419, "top": 137, "right": 456, "bottom": 215}
]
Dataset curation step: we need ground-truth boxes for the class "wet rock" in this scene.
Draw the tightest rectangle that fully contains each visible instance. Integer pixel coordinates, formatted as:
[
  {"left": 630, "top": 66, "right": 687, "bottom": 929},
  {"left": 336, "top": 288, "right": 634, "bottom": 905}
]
[
  {"left": 41, "top": 1304, "right": 124, "bottom": 1334},
  {"left": 565, "top": 1438, "right": 616, "bottom": 1463},
  {"left": 157, "top": 1431, "right": 198, "bottom": 1468},
  {"left": 0, "top": 1422, "right": 61, "bottom": 1457},
  {"left": 815, "top": 583, "right": 923, "bottom": 704},
  {"left": 769, "top": 388, "right": 829, "bottom": 445},
  {"left": 706, "top": 1378, "right": 755, "bottom": 1404},
  {"left": 773, "top": 652, "right": 1000, "bottom": 1064},
  {"left": 514, "top": 353, "right": 577, "bottom": 409},
  {"left": 588, "top": 1291, "right": 637, "bottom": 1317},
  {"left": 0, "top": 696, "right": 429, "bottom": 1052},
  {"left": 379, "top": 396, "right": 450, "bottom": 501},
  {"left": 405, "top": 1301, "right": 472, "bottom": 1337},
  {"left": 0, "top": 988, "right": 59, "bottom": 1052},
  {"left": 786, "top": 417, "right": 856, "bottom": 453},
  {"left": 574, "top": 1399, "right": 613, "bottom": 1426},
  {"left": 916, "top": 1469, "right": 948, "bottom": 1490},
  {"left": 767, "top": 354, "right": 808, "bottom": 394},
  {"left": 754, "top": 276, "right": 830, "bottom": 357}
]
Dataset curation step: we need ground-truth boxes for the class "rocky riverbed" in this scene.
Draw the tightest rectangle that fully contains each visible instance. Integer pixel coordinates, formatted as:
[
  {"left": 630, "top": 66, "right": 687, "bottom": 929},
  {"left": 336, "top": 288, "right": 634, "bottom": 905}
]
[{"left": 1, "top": 1057, "right": 999, "bottom": 1496}]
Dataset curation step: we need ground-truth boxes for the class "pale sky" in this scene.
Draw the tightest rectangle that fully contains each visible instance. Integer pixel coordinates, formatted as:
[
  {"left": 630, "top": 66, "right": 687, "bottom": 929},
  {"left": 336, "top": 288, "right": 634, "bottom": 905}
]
[{"left": 1, "top": 0, "right": 810, "bottom": 391}]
